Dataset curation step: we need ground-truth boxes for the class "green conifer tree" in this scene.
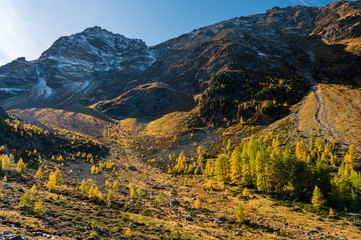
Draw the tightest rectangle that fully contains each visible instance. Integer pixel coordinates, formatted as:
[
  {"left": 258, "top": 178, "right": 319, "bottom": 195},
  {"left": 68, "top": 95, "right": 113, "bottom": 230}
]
[
  {"left": 19, "top": 191, "right": 32, "bottom": 208},
  {"left": 235, "top": 201, "right": 248, "bottom": 223},
  {"left": 311, "top": 186, "right": 326, "bottom": 211},
  {"left": 214, "top": 154, "right": 229, "bottom": 182}
]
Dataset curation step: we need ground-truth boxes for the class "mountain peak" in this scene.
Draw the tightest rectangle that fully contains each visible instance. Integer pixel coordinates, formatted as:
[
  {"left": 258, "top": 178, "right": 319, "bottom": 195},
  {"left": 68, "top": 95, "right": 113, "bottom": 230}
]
[
  {"left": 39, "top": 25, "right": 147, "bottom": 61},
  {"left": 83, "top": 25, "right": 105, "bottom": 33},
  {"left": 80, "top": 26, "right": 123, "bottom": 39}
]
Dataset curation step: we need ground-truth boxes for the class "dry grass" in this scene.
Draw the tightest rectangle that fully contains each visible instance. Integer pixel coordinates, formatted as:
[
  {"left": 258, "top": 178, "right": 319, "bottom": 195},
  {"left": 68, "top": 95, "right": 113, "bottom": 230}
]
[
  {"left": 9, "top": 107, "right": 109, "bottom": 138},
  {"left": 298, "top": 91, "right": 318, "bottom": 134},
  {"left": 145, "top": 110, "right": 194, "bottom": 137},
  {"left": 263, "top": 83, "right": 361, "bottom": 151},
  {"left": 5, "top": 83, "right": 361, "bottom": 239},
  {"left": 319, "top": 84, "right": 361, "bottom": 150},
  {"left": 340, "top": 37, "right": 361, "bottom": 56}
]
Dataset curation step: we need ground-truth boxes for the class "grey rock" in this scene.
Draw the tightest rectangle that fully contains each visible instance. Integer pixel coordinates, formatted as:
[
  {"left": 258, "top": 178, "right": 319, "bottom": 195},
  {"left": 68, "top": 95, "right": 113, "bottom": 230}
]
[
  {"left": 185, "top": 213, "right": 193, "bottom": 221},
  {"left": 152, "top": 185, "right": 165, "bottom": 190},
  {"left": 170, "top": 199, "right": 180, "bottom": 208},
  {"left": 8, "top": 235, "right": 26, "bottom": 240},
  {"left": 128, "top": 166, "right": 137, "bottom": 171}
]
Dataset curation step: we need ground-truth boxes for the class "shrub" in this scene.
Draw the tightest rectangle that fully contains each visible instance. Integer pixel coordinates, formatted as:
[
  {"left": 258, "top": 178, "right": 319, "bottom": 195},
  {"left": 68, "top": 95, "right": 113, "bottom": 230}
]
[
  {"left": 33, "top": 199, "right": 45, "bottom": 217},
  {"left": 19, "top": 191, "right": 32, "bottom": 208}
]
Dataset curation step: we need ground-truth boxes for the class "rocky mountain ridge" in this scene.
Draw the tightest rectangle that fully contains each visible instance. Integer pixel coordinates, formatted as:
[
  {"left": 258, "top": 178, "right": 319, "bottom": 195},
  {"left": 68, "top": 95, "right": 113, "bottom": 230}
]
[{"left": 1, "top": 0, "right": 361, "bottom": 121}]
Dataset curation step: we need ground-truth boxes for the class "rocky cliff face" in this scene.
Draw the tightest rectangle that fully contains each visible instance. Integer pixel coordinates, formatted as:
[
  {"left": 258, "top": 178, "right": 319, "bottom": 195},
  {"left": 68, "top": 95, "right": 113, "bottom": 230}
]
[
  {"left": 0, "top": 1, "right": 361, "bottom": 120},
  {"left": 312, "top": 0, "right": 361, "bottom": 44},
  {"left": 0, "top": 27, "right": 155, "bottom": 109}
]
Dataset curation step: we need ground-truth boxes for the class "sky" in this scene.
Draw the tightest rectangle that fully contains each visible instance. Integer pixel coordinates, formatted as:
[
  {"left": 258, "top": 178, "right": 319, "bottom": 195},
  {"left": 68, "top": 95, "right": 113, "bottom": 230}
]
[{"left": 0, "top": 0, "right": 336, "bottom": 65}]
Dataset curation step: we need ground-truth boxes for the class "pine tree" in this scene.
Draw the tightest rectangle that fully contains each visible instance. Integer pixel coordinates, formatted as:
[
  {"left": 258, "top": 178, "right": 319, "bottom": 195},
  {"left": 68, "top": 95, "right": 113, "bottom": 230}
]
[
  {"left": 295, "top": 140, "right": 307, "bottom": 160},
  {"left": 2, "top": 155, "right": 10, "bottom": 171},
  {"left": 89, "top": 222, "right": 98, "bottom": 237},
  {"left": 242, "top": 188, "right": 249, "bottom": 198},
  {"left": 46, "top": 171, "right": 57, "bottom": 191},
  {"left": 33, "top": 199, "right": 45, "bottom": 217},
  {"left": 99, "top": 162, "right": 105, "bottom": 170},
  {"left": 197, "top": 145, "right": 206, "bottom": 158},
  {"left": 311, "top": 186, "right": 326, "bottom": 211},
  {"left": 155, "top": 193, "right": 164, "bottom": 204},
  {"left": 91, "top": 165, "right": 96, "bottom": 174},
  {"left": 230, "top": 147, "right": 242, "bottom": 185},
  {"left": 129, "top": 186, "right": 137, "bottom": 199},
  {"left": 19, "top": 191, "right": 32, "bottom": 208},
  {"left": 16, "top": 158, "right": 26, "bottom": 173},
  {"left": 255, "top": 150, "right": 264, "bottom": 189},
  {"left": 205, "top": 179, "right": 214, "bottom": 192},
  {"left": 194, "top": 198, "right": 202, "bottom": 209},
  {"left": 34, "top": 167, "right": 43, "bottom": 180},
  {"left": 227, "top": 139, "right": 232, "bottom": 152},
  {"left": 137, "top": 188, "right": 143, "bottom": 197},
  {"left": 125, "top": 228, "right": 132, "bottom": 237},
  {"left": 174, "top": 151, "right": 186, "bottom": 173},
  {"left": 181, "top": 176, "right": 188, "bottom": 186},
  {"left": 79, "top": 180, "right": 87, "bottom": 192},
  {"left": 95, "top": 187, "right": 102, "bottom": 200},
  {"left": 88, "top": 186, "right": 96, "bottom": 199},
  {"left": 54, "top": 168, "right": 63, "bottom": 185},
  {"left": 235, "top": 201, "right": 248, "bottom": 223},
  {"left": 30, "top": 184, "right": 37, "bottom": 193},
  {"left": 328, "top": 207, "right": 335, "bottom": 218},
  {"left": 113, "top": 180, "right": 119, "bottom": 192},
  {"left": 204, "top": 160, "right": 213, "bottom": 177},
  {"left": 106, "top": 161, "right": 113, "bottom": 169},
  {"left": 197, "top": 155, "right": 204, "bottom": 170},
  {"left": 214, "top": 154, "right": 229, "bottom": 182},
  {"left": 240, "top": 116, "right": 245, "bottom": 125}
]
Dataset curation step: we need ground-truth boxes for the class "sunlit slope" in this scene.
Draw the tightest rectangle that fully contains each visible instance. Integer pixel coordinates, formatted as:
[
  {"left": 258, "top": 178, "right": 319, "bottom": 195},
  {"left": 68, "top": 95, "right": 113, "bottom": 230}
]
[
  {"left": 9, "top": 107, "right": 110, "bottom": 138},
  {"left": 266, "top": 84, "right": 361, "bottom": 151}
]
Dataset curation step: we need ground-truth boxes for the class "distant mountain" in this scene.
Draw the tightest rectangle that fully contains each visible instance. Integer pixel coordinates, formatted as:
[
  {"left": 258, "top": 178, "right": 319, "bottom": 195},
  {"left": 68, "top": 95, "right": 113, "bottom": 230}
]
[
  {"left": 0, "top": 26, "right": 155, "bottom": 109},
  {"left": 1, "top": 0, "right": 361, "bottom": 122}
]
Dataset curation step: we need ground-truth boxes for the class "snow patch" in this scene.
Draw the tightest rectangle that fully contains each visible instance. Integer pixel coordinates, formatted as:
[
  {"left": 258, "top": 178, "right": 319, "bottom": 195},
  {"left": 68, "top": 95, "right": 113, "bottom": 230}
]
[
  {"left": 36, "top": 68, "right": 53, "bottom": 98},
  {"left": 0, "top": 88, "right": 23, "bottom": 93},
  {"left": 147, "top": 48, "right": 157, "bottom": 66},
  {"left": 210, "top": 28, "right": 219, "bottom": 34},
  {"left": 258, "top": 52, "right": 268, "bottom": 57}
]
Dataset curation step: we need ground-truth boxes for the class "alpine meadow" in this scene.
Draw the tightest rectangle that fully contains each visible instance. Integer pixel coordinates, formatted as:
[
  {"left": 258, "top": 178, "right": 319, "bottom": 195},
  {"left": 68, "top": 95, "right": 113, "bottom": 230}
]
[{"left": 0, "top": 0, "right": 361, "bottom": 239}]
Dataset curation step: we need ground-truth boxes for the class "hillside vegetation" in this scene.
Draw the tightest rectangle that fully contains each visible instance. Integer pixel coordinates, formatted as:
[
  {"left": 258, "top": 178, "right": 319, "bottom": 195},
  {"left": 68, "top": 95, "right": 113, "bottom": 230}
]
[{"left": 1, "top": 1, "right": 361, "bottom": 239}]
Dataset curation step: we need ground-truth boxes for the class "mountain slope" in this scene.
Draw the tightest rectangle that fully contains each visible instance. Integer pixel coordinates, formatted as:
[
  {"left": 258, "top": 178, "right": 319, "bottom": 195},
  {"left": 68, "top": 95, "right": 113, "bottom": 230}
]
[
  {"left": 0, "top": 27, "right": 155, "bottom": 110},
  {"left": 1, "top": 1, "right": 361, "bottom": 123},
  {"left": 263, "top": 83, "right": 361, "bottom": 152}
]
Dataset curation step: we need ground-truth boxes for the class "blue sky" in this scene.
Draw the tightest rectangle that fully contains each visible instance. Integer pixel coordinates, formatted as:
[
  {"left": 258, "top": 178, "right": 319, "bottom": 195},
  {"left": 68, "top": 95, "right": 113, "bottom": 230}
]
[{"left": 0, "top": 0, "right": 335, "bottom": 64}]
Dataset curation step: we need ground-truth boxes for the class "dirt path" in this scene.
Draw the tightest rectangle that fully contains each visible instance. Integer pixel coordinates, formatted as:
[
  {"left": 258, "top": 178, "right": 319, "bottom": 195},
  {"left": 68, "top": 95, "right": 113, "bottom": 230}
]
[{"left": 312, "top": 85, "right": 340, "bottom": 140}]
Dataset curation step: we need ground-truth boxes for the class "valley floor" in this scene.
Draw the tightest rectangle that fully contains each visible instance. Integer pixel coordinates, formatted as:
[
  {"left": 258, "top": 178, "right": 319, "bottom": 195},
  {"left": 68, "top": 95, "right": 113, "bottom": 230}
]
[{"left": 1, "top": 83, "right": 361, "bottom": 239}]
